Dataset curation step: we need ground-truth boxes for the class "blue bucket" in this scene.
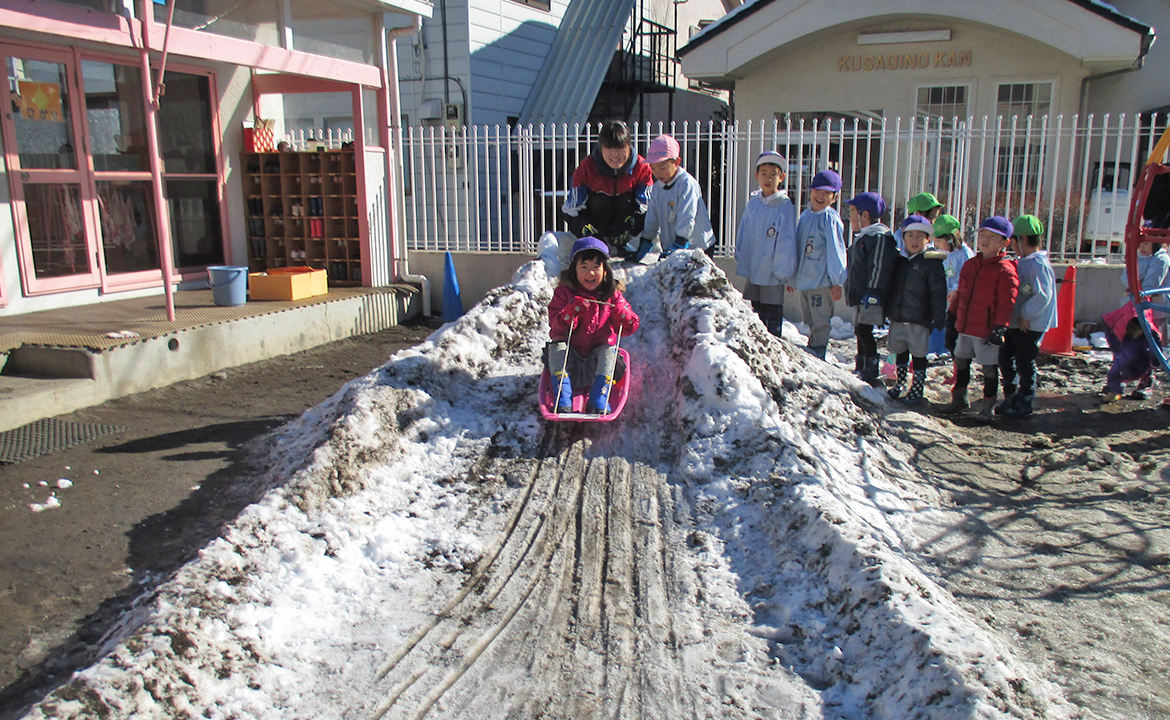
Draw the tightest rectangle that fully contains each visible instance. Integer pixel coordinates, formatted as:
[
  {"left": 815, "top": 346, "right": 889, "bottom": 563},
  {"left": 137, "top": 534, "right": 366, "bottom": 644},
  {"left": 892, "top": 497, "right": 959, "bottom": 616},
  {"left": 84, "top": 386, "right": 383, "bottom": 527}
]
[{"left": 207, "top": 266, "right": 248, "bottom": 306}]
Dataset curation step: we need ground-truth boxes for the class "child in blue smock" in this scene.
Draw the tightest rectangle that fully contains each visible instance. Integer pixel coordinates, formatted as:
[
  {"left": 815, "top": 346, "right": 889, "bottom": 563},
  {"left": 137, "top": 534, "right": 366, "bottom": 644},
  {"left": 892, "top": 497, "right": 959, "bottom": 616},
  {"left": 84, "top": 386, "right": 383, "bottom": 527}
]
[
  {"left": 997, "top": 215, "right": 1058, "bottom": 417},
  {"left": 793, "top": 169, "right": 846, "bottom": 359},
  {"left": 626, "top": 134, "right": 715, "bottom": 261},
  {"left": 933, "top": 214, "right": 975, "bottom": 353},
  {"left": 735, "top": 151, "right": 797, "bottom": 336}
]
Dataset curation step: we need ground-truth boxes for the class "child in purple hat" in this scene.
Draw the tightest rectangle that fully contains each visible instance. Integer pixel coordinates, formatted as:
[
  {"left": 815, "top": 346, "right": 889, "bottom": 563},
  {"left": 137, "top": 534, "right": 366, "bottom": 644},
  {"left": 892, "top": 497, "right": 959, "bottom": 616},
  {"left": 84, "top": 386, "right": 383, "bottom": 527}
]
[
  {"left": 941, "top": 216, "right": 1019, "bottom": 418},
  {"left": 793, "top": 169, "right": 846, "bottom": 359},
  {"left": 547, "top": 237, "right": 640, "bottom": 414},
  {"left": 843, "top": 191, "right": 898, "bottom": 383}
]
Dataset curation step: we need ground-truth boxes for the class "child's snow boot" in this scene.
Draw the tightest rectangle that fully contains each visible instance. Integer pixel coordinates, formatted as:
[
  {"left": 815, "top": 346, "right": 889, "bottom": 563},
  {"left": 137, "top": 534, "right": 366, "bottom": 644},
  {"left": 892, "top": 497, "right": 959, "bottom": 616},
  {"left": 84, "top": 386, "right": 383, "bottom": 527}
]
[
  {"left": 808, "top": 345, "right": 827, "bottom": 361},
  {"left": 994, "top": 392, "right": 1017, "bottom": 415},
  {"left": 977, "top": 396, "right": 996, "bottom": 420},
  {"left": 939, "top": 387, "right": 969, "bottom": 415},
  {"left": 586, "top": 374, "right": 612, "bottom": 415},
  {"left": 858, "top": 356, "right": 881, "bottom": 385},
  {"left": 1004, "top": 393, "right": 1034, "bottom": 417},
  {"left": 901, "top": 371, "right": 926, "bottom": 405},
  {"left": 553, "top": 372, "right": 574, "bottom": 414},
  {"left": 888, "top": 364, "right": 909, "bottom": 399}
]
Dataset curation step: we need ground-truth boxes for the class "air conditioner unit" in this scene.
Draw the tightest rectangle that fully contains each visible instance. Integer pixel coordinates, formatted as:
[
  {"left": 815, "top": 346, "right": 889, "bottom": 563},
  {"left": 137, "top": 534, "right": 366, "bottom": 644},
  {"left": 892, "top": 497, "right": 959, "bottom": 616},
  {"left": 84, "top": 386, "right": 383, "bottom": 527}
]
[{"left": 420, "top": 99, "right": 443, "bottom": 120}]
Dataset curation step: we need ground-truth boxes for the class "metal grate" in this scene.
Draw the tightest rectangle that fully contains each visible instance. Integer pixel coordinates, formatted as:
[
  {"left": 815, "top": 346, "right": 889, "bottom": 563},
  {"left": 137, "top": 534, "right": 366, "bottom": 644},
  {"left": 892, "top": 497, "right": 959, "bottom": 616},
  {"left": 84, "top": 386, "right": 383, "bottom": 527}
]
[{"left": 0, "top": 419, "right": 125, "bottom": 464}]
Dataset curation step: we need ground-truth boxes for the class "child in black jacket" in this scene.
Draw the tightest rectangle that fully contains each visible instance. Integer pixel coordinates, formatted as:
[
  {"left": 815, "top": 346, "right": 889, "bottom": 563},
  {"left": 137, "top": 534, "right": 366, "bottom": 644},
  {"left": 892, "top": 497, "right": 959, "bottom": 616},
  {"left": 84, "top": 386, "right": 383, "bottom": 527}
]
[{"left": 886, "top": 215, "right": 948, "bottom": 404}]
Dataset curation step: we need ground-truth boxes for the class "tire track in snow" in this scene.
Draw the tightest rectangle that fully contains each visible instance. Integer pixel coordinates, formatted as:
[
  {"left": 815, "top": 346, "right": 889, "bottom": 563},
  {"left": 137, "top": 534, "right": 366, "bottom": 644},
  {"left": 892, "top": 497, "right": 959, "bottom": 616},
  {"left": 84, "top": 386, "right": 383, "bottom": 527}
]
[{"left": 350, "top": 422, "right": 819, "bottom": 719}]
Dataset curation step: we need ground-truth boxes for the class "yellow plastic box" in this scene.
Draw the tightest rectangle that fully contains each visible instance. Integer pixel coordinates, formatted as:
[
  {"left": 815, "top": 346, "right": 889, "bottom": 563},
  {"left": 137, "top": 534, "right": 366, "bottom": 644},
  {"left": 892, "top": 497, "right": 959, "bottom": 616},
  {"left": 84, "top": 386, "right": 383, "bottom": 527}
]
[{"left": 249, "top": 267, "right": 328, "bottom": 301}]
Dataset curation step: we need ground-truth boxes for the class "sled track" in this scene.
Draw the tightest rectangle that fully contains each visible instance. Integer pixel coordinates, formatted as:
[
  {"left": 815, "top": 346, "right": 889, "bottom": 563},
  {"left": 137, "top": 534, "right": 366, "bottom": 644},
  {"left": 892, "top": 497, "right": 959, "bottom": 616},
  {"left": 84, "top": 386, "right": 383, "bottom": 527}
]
[{"left": 346, "top": 431, "right": 814, "bottom": 719}]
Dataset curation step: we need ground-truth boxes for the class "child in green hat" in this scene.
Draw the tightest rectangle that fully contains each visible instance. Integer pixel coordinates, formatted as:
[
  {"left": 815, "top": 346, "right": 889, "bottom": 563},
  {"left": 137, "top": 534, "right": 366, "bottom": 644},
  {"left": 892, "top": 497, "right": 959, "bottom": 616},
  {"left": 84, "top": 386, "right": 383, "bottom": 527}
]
[
  {"left": 997, "top": 214, "right": 1058, "bottom": 417},
  {"left": 933, "top": 214, "right": 974, "bottom": 353}
]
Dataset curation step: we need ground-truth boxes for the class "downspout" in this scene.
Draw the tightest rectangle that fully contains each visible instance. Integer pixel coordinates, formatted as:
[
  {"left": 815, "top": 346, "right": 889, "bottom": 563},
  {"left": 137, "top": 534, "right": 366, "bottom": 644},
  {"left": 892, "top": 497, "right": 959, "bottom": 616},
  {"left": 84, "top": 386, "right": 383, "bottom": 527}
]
[
  {"left": 1078, "top": 30, "right": 1155, "bottom": 119},
  {"left": 385, "top": 15, "right": 431, "bottom": 316}
]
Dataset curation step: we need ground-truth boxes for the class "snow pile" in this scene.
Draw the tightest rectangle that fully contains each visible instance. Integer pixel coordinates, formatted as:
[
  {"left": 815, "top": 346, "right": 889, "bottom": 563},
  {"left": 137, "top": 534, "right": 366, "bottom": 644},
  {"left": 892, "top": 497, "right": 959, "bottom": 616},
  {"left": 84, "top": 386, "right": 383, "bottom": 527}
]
[{"left": 22, "top": 251, "right": 1073, "bottom": 719}]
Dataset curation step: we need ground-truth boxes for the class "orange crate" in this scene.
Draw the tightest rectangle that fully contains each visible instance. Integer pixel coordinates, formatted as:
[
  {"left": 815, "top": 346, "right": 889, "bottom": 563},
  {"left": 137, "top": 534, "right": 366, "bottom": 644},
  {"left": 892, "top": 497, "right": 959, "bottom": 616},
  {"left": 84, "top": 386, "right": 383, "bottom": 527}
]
[{"left": 249, "top": 267, "right": 327, "bottom": 301}]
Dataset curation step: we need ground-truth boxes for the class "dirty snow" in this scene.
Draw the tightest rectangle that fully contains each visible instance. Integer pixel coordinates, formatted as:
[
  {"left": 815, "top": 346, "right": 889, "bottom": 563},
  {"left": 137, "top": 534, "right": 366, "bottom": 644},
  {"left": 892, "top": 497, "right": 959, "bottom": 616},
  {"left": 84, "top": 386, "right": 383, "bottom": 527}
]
[{"left": 21, "top": 247, "right": 1095, "bottom": 719}]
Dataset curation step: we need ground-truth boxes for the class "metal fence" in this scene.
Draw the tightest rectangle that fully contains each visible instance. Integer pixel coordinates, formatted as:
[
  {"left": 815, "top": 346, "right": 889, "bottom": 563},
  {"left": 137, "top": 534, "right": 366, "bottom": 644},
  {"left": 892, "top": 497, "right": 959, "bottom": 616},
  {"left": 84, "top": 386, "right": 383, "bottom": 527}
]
[{"left": 399, "top": 114, "right": 1170, "bottom": 263}]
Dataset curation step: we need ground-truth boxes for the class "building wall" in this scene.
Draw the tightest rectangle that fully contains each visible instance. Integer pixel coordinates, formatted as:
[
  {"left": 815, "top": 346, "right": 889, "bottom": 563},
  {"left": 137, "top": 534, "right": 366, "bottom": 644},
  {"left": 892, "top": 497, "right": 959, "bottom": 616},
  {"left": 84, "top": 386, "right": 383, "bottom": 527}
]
[
  {"left": 396, "top": 0, "right": 570, "bottom": 129},
  {"left": 1085, "top": 0, "right": 1170, "bottom": 116},
  {"left": 733, "top": 18, "right": 1086, "bottom": 124}
]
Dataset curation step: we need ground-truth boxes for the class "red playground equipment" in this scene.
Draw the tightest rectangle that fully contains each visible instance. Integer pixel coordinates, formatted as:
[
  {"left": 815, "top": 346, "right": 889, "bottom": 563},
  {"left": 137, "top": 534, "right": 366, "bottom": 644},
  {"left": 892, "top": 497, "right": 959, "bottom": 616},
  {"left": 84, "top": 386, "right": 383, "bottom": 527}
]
[{"left": 1124, "top": 126, "right": 1170, "bottom": 378}]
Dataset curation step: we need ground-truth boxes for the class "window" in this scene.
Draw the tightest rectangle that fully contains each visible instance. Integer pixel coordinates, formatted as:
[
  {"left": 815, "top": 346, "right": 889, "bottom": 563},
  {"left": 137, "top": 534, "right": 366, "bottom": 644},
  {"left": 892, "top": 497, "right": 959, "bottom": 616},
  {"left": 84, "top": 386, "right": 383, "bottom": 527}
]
[
  {"left": 506, "top": 0, "right": 551, "bottom": 11},
  {"left": 997, "top": 82, "right": 1051, "bottom": 119},
  {"left": 916, "top": 85, "right": 967, "bottom": 125},
  {"left": 995, "top": 82, "right": 1052, "bottom": 190}
]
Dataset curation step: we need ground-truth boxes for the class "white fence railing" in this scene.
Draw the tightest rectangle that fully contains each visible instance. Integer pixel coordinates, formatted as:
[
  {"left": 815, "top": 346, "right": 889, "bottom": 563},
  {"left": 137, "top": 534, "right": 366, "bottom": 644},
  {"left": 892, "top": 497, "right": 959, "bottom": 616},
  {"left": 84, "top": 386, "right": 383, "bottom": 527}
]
[{"left": 397, "top": 115, "right": 1168, "bottom": 263}]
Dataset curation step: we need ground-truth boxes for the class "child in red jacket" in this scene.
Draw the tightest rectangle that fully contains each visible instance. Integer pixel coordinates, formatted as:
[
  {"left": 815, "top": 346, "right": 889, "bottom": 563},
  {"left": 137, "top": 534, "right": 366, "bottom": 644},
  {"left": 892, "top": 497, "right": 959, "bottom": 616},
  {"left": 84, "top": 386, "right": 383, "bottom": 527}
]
[
  {"left": 547, "top": 236, "right": 640, "bottom": 414},
  {"left": 940, "top": 216, "right": 1019, "bottom": 418}
]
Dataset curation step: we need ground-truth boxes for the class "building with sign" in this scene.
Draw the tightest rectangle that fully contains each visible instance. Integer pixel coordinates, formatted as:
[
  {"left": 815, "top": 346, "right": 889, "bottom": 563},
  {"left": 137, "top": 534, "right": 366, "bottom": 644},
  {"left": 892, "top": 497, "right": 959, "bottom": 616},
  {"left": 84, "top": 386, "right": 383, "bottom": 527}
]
[{"left": 677, "top": 0, "right": 1157, "bottom": 127}]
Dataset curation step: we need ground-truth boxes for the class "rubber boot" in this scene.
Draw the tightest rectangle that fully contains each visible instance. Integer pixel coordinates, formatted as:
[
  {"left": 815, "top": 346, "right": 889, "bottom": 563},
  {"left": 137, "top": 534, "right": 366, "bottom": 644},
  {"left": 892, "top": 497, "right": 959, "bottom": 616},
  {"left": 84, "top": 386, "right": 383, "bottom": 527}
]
[
  {"left": 939, "top": 387, "right": 969, "bottom": 415},
  {"left": 808, "top": 345, "right": 827, "bottom": 361},
  {"left": 977, "top": 396, "right": 996, "bottom": 420},
  {"left": 553, "top": 372, "right": 574, "bottom": 413},
  {"left": 901, "top": 371, "right": 926, "bottom": 405},
  {"left": 586, "top": 374, "right": 612, "bottom": 415},
  {"left": 1004, "top": 393, "right": 1034, "bottom": 417},
  {"left": 859, "top": 355, "right": 881, "bottom": 386},
  {"left": 995, "top": 386, "right": 1017, "bottom": 415},
  {"left": 888, "top": 364, "right": 909, "bottom": 399}
]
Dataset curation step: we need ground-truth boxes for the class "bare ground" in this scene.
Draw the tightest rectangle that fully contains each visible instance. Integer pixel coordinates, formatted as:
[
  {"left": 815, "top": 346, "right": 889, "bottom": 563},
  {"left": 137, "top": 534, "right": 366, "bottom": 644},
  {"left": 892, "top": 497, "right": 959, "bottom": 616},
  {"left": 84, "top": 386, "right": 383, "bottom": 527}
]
[{"left": 1, "top": 324, "right": 1168, "bottom": 719}]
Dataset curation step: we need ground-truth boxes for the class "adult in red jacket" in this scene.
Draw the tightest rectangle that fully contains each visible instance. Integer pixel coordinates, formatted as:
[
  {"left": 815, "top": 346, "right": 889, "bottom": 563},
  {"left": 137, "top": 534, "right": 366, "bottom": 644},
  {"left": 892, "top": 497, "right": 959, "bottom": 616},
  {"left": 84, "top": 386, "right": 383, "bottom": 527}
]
[
  {"left": 941, "top": 216, "right": 1019, "bottom": 417},
  {"left": 561, "top": 120, "right": 652, "bottom": 256}
]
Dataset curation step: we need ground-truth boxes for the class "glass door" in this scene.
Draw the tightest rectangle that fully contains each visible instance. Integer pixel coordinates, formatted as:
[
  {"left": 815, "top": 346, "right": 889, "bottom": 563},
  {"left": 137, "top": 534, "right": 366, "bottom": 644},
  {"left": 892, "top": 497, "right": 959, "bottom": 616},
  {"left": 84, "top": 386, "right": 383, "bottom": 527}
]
[{"left": 1, "top": 47, "right": 101, "bottom": 294}]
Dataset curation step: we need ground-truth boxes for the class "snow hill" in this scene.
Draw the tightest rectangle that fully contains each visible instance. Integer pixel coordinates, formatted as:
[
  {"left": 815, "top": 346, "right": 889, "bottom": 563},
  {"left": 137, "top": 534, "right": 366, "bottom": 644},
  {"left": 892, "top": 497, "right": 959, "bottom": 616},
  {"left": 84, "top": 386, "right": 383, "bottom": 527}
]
[{"left": 20, "top": 246, "right": 1075, "bottom": 719}]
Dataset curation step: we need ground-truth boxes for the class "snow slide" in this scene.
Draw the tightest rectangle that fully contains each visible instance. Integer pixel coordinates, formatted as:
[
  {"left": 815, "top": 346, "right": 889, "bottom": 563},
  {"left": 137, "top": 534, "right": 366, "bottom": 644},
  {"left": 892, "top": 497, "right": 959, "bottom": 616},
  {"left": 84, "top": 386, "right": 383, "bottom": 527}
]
[{"left": 22, "top": 251, "right": 1073, "bottom": 719}]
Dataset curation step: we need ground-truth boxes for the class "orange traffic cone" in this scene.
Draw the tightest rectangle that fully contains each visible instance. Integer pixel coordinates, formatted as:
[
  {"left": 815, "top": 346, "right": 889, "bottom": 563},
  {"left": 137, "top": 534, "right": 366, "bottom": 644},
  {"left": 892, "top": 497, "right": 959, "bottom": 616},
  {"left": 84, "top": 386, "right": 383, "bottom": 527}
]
[{"left": 1040, "top": 265, "right": 1077, "bottom": 357}]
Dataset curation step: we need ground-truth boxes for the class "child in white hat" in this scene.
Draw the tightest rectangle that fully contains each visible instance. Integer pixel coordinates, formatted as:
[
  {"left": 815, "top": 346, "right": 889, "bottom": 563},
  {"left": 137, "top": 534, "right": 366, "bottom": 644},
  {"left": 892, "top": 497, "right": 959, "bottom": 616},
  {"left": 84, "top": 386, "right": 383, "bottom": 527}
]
[{"left": 735, "top": 151, "right": 797, "bottom": 337}]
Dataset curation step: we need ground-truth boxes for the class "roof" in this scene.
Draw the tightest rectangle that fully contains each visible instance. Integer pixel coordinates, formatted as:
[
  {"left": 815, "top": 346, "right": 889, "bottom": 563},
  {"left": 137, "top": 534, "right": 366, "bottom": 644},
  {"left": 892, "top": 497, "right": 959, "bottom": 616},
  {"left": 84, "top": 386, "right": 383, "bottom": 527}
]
[
  {"left": 517, "top": 0, "right": 638, "bottom": 126},
  {"left": 678, "top": 0, "right": 1153, "bottom": 66}
]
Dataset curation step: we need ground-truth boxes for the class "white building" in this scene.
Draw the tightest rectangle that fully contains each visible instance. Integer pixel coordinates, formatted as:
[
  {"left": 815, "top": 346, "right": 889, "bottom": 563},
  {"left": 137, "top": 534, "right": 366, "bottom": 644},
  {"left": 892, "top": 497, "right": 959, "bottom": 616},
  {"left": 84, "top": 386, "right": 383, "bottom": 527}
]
[{"left": 677, "top": 0, "right": 1156, "bottom": 126}]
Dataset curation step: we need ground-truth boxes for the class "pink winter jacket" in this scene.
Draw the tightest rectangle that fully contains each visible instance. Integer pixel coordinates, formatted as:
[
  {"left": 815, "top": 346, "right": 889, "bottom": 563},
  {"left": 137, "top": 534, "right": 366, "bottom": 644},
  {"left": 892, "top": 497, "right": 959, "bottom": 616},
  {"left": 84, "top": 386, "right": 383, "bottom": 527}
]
[{"left": 548, "top": 284, "right": 639, "bottom": 357}]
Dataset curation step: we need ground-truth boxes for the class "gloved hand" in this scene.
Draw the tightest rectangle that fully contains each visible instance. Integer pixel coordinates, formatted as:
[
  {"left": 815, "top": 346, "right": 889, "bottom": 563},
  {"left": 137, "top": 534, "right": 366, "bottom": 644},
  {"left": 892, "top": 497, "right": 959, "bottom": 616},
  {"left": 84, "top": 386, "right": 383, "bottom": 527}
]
[
  {"left": 611, "top": 305, "right": 637, "bottom": 332},
  {"left": 987, "top": 326, "right": 1007, "bottom": 346},
  {"left": 580, "top": 224, "right": 599, "bottom": 239},
  {"left": 631, "top": 239, "right": 655, "bottom": 262},
  {"left": 662, "top": 238, "right": 690, "bottom": 256},
  {"left": 560, "top": 300, "right": 587, "bottom": 326},
  {"left": 860, "top": 293, "right": 881, "bottom": 309}
]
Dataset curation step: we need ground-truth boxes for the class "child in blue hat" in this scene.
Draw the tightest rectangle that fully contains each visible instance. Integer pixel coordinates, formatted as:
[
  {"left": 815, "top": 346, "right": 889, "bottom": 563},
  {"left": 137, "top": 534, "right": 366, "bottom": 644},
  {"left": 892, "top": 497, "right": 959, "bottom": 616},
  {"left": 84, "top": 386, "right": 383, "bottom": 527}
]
[
  {"left": 547, "top": 237, "right": 640, "bottom": 414},
  {"left": 843, "top": 191, "right": 898, "bottom": 383},
  {"left": 941, "top": 216, "right": 1019, "bottom": 418},
  {"left": 793, "top": 169, "right": 846, "bottom": 359}
]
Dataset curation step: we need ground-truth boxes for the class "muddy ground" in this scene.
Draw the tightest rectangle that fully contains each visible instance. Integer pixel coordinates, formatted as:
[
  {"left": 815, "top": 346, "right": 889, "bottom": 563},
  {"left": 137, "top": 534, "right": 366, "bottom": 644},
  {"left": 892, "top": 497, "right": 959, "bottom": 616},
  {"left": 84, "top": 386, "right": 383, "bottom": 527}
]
[{"left": 1, "top": 323, "right": 1168, "bottom": 719}]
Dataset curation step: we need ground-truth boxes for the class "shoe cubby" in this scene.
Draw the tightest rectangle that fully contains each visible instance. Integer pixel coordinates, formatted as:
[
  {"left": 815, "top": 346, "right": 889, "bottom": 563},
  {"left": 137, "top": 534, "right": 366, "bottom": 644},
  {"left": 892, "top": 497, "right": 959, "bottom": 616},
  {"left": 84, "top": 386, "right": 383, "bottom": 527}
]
[{"left": 242, "top": 149, "right": 363, "bottom": 286}]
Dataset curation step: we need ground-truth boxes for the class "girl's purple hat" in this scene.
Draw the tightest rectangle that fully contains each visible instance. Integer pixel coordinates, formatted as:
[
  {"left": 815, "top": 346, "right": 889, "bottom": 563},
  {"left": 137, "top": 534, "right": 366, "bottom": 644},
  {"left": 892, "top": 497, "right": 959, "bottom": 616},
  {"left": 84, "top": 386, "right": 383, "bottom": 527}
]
[
  {"left": 900, "top": 214, "right": 934, "bottom": 236},
  {"left": 978, "top": 216, "right": 1013, "bottom": 239},
  {"left": 810, "top": 169, "right": 842, "bottom": 192},
  {"left": 571, "top": 236, "right": 610, "bottom": 260}
]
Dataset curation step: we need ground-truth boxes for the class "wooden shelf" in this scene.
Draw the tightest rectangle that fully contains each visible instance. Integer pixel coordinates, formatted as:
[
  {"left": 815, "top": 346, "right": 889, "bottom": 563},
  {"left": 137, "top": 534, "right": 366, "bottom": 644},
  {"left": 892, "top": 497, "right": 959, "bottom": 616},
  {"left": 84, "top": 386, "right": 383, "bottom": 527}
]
[{"left": 243, "top": 150, "right": 362, "bottom": 285}]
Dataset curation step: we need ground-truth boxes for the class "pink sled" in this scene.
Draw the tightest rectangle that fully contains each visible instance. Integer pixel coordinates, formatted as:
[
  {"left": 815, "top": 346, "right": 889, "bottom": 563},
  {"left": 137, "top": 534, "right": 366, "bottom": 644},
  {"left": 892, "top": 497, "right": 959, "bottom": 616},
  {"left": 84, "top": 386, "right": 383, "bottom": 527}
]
[{"left": 538, "top": 348, "right": 631, "bottom": 422}]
